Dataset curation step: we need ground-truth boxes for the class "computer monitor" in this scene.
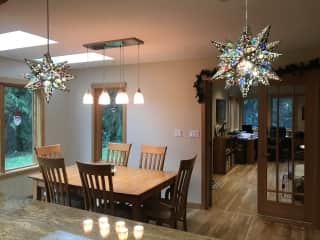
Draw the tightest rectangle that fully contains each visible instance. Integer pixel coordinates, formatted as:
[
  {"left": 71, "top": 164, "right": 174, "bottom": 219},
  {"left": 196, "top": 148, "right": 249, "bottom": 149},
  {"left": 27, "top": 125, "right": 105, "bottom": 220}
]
[{"left": 242, "top": 124, "right": 253, "bottom": 133}]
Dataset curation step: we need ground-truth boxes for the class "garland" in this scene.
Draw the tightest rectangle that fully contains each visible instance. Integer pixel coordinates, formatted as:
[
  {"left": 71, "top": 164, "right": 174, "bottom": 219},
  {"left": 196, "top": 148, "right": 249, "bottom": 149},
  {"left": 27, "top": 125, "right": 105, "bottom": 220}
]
[
  {"left": 193, "top": 58, "right": 320, "bottom": 103},
  {"left": 276, "top": 58, "right": 320, "bottom": 76}
]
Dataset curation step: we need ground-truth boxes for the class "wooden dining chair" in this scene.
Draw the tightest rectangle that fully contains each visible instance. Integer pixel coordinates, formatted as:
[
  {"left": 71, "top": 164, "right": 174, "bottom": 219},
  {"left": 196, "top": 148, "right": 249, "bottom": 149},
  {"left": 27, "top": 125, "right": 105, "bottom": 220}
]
[
  {"left": 35, "top": 144, "right": 62, "bottom": 158},
  {"left": 105, "top": 143, "right": 132, "bottom": 166},
  {"left": 38, "top": 157, "right": 71, "bottom": 207},
  {"left": 76, "top": 161, "right": 115, "bottom": 215},
  {"left": 139, "top": 144, "right": 167, "bottom": 171},
  {"left": 146, "top": 155, "right": 196, "bottom": 231}
]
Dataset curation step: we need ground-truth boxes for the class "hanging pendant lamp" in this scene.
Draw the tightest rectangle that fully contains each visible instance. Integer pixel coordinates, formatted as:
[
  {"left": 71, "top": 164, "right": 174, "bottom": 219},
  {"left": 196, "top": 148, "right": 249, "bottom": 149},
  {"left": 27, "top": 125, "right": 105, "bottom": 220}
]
[
  {"left": 116, "top": 45, "right": 129, "bottom": 104},
  {"left": 134, "top": 43, "right": 144, "bottom": 104},
  {"left": 98, "top": 48, "right": 111, "bottom": 105},
  {"left": 82, "top": 48, "right": 94, "bottom": 104},
  {"left": 24, "top": 0, "right": 74, "bottom": 103},
  {"left": 83, "top": 89, "right": 94, "bottom": 104},
  {"left": 211, "top": 0, "right": 281, "bottom": 97}
]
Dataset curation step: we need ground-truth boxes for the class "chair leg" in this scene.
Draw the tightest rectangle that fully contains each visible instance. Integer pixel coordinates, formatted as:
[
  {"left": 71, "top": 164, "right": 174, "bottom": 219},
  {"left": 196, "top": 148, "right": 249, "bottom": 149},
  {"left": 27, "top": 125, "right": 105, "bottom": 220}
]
[{"left": 183, "top": 214, "right": 188, "bottom": 231}]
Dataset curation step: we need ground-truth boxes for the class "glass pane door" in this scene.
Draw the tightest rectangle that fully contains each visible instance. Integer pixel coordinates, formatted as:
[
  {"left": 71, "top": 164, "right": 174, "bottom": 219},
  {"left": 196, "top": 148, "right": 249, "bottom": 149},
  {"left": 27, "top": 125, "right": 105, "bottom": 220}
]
[{"left": 266, "top": 85, "right": 305, "bottom": 206}]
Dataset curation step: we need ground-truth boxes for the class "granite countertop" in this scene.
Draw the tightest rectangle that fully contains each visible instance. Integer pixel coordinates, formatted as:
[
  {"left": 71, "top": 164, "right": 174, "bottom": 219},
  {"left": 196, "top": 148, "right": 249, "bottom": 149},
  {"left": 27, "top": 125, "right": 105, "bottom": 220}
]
[{"left": 0, "top": 198, "right": 217, "bottom": 240}]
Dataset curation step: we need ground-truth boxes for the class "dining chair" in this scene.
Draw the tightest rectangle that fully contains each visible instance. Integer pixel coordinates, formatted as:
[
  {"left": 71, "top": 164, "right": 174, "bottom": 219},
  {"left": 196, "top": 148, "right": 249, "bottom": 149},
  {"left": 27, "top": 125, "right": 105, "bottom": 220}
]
[
  {"left": 105, "top": 143, "right": 132, "bottom": 166},
  {"left": 38, "top": 157, "right": 71, "bottom": 207},
  {"left": 139, "top": 144, "right": 167, "bottom": 171},
  {"left": 146, "top": 155, "right": 196, "bottom": 231},
  {"left": 76, "top": 161, "right": 115, "bottom": 215},
  {"left": 35, "top": 144, "right": 62, "bottom": 158}
]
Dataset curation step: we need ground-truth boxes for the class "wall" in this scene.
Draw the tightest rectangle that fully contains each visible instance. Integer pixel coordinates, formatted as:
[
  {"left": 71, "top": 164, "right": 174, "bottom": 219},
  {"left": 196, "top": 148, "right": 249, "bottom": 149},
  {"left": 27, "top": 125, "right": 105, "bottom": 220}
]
[{"left": 67, "top": 58, "right": 214, "bottom": 203}]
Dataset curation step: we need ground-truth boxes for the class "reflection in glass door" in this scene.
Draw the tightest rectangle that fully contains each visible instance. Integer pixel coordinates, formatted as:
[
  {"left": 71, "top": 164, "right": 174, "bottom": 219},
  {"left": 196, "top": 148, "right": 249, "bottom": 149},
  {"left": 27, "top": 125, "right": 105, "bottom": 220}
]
[{"left": 266, "top": 85, "right": 305, "bottom": 206}]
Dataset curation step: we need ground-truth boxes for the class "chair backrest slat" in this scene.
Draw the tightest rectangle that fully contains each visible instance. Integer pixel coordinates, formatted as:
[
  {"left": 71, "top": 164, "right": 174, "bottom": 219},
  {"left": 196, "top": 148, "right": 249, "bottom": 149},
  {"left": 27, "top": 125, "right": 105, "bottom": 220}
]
[
  {"left": 139, "top": 144, "right": 167, "bottom": 171},
  {"left": 172, "top": 156, "right": 196, "bottom": 219},
  {"left": 38, "top": 157, "right": 70, "bottom": 207},
  {"left": 77, "top": 161, "right": 115, "bottom": 215},
  {"left": 35, "top": 144, "right": 62, "bottom": 158},
  {"left": 104, "top": 143, "right": 131, "bottom": 167}
]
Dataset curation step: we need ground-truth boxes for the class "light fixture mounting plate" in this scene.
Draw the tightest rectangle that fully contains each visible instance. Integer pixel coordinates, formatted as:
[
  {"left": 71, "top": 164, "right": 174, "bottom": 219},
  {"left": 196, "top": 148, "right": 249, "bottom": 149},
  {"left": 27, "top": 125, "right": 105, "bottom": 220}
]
[{"left": 83, "top": 37, "right": 144, "bottom": 50}]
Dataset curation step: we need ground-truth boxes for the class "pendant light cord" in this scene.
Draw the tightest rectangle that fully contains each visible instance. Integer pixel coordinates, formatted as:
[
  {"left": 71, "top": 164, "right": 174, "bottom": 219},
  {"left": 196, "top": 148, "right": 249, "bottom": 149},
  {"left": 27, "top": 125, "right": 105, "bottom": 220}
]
[
  {"left": 46, "top": 0, "right": 50, "bottom": 54},
  {"left": 137, "top": 44, "right": 140, "bottom": 89},
  {"left": 245, "top": 0, "right": 248, "bottom": 27},
  {"left": 103, "top": 48, "right": 107, "bottom": 85},
  {"left": 119, "top": 45, "right": 122, "bottom": 88},
  {"left": 122, "top": 44, "right": 125, "bottom": 90}
]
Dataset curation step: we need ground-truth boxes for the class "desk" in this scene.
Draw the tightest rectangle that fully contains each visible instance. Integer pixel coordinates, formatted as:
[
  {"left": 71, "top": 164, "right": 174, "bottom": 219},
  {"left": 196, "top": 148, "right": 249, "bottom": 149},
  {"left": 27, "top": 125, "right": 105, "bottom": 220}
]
[
  {"left": 29, "top": 165, "right": 177, "bottom": 220},
  {"left": 236, "top": 137, "right": 258, "bottom": 164},
  {"left": 0, "top": 198, "right": 217, "bottom": 240}
]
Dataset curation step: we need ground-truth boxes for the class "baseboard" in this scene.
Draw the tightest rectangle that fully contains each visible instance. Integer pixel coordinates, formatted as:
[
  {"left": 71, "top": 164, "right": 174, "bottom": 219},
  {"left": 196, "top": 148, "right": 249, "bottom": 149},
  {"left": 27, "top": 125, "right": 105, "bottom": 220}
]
[{"left": 187, "top": 202, "right": 203, "bottom": 209}]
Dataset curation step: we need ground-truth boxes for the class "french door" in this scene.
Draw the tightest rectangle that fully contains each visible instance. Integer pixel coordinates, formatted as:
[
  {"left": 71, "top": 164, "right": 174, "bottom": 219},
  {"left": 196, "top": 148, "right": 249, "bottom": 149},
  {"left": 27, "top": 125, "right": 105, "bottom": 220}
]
[{"left": 258, "top": 79, "right": 310, "bottom": 221}]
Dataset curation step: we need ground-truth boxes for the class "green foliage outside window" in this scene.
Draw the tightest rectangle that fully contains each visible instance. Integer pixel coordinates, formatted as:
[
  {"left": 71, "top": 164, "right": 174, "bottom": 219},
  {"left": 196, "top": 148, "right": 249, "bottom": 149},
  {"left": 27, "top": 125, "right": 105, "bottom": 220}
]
[
  {"left": 4, "top": 86, "right": 33, "bottom": 170},
  {"left": 242, "top": 98, "right": 258, "bottom": 128},
  {"left": 101, "top": 90, "right": 123, "bottom": 160},
  {"left": 272, "top": 97, "right": 293, "bottom": 129}
]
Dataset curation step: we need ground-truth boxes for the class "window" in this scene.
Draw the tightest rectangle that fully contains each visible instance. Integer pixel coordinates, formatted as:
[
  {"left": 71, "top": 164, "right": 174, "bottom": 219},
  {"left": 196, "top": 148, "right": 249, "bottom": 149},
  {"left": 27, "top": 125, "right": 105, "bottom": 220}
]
[
  {"left": 93, "top": 85, "right": 126, "bottom": 161},
  {"left": 0, "top": 83, "right": 43, "bottom": 174},
  {"left": 242, "top": 98, "right": 258, "bottom": 128},
  {"left": 271, "top": 97, "right": 293, "bottom": 129}
]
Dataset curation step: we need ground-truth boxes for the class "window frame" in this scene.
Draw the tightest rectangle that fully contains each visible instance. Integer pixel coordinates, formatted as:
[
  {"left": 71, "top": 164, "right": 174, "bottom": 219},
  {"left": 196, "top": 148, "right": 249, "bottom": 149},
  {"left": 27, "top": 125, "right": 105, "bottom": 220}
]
[
  {"left": 0, "top": 81, "right": 44, "bottom": 175},
  {"left": 92, "top": 83, "right": 127, "bottom": 162}
]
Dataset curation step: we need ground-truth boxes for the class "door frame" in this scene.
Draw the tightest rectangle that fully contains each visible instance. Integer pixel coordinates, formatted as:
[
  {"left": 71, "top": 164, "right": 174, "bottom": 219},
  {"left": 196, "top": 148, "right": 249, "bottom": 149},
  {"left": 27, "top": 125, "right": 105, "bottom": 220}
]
[
  {"left": 92, "top": 83, "right": 127, "bottom": 162},
  {"left": 201, "top": 80, "right": 213, "bottom": 209}
]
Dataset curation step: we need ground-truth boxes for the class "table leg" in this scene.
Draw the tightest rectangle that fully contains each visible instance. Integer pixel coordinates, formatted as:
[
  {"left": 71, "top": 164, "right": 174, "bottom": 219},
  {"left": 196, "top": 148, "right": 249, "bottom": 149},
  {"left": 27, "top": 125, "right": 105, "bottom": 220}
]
[{"left": 132, "top": 201, "right": 143, "bottom": 221}]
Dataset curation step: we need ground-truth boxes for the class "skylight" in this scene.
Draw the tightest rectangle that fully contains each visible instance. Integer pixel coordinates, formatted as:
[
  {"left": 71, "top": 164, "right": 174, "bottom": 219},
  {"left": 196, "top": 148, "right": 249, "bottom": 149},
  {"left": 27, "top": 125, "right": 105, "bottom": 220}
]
[
  {"left": 36, "top": 52, "right": 113, "bottom": 64},
  {"left": 0, "top": 30, "right": 57, "bottom": 51}
]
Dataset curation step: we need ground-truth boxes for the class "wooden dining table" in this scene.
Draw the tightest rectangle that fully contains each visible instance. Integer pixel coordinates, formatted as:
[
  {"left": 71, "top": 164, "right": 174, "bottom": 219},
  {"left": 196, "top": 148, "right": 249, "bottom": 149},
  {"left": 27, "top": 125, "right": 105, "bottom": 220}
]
[{"left": 29, "top": 164, "right": 177, "bottom": 220}]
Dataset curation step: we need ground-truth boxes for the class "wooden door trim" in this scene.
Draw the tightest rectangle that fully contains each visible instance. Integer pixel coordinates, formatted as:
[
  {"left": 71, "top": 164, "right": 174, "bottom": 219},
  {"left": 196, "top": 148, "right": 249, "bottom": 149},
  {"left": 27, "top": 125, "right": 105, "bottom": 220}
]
[
  {"left": 92, "top": 84, "right": 127, "bottom": 162},
  {"left": 201, "top": 80, "right": 213, "bottom": 209}
]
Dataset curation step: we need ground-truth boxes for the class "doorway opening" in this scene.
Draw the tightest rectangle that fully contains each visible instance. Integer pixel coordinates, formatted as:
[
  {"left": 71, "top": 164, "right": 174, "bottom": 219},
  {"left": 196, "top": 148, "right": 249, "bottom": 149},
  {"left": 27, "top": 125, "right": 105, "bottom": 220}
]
[{"left": 203, "top": 78, "right": 308, "bottom": 219}]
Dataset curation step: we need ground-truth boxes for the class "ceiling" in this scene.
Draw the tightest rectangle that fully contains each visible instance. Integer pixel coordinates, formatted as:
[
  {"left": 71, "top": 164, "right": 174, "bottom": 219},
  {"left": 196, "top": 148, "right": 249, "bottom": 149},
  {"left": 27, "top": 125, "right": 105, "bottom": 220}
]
[{"left": 0, "top": 0, "right": 319, "bottom": 69}]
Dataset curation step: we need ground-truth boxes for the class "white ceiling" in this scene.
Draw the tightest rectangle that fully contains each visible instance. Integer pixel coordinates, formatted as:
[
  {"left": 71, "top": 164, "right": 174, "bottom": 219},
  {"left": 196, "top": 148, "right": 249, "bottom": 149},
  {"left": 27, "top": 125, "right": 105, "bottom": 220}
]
[{"left": 0, "top": 0, "right": 320, "bottom": 69}]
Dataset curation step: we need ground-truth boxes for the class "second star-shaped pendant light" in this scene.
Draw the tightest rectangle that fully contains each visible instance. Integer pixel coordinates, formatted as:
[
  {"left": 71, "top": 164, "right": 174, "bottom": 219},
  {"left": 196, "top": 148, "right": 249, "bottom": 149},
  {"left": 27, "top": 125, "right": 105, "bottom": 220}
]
[
  {"left": 24, "top": 0, "right": 74, "bottom": 103},
  {"left": 211, "top": 0, "right": 281, "bottom": 97}
]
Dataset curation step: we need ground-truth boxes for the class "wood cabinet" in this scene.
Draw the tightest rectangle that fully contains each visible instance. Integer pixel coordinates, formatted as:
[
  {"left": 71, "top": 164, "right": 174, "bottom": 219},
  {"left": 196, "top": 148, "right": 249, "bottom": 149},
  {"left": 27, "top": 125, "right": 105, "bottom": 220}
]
[{"left": 213, "top": 136, "right": 235, "bottom": 174}]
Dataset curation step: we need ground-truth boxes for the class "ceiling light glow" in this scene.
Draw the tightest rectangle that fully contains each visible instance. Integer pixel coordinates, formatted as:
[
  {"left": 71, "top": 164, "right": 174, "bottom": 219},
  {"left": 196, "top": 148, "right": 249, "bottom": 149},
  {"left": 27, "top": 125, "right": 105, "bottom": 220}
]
[
  {"left": 36, "top": 52, "right": 113, "bottom": 64},
  {"left": 0, "top": 30, "right": 57, "bottom": 51}
]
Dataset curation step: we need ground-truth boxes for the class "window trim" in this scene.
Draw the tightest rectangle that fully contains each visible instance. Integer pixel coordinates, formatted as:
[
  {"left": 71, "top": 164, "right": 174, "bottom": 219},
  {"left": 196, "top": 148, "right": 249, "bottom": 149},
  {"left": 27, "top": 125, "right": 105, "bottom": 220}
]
[
  {"left": 92, "top": 83, "right": 127, "bottom": 162},
  {"left": 0, "top": 81, "right": 44, "bottom": 175}
]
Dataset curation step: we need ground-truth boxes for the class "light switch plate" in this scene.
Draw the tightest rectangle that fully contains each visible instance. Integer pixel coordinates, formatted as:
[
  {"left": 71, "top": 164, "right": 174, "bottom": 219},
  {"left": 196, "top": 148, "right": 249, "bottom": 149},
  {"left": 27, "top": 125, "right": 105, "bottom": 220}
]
[
  {"left": 174, "top": 128, "right": 183, "bottom": 137},
  {"left": 189, "top": 130, "right": 200, "bottom": 138}
]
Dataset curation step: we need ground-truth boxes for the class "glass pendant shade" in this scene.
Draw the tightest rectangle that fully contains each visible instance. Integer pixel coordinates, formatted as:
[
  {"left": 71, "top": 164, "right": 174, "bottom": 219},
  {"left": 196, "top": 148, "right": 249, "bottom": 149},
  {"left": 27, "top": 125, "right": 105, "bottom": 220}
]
[
  {"left": 83, "top": 90, "right": 93, "bottom": 104},
  {"left": 116, "top": 89, "right": 129, "bottom": 104},
  {"left": 134, "top": 88, "right": 144, "bottom": 104},
  {"left": 98, "top": 90, "right": 111, "bottom": 105}
]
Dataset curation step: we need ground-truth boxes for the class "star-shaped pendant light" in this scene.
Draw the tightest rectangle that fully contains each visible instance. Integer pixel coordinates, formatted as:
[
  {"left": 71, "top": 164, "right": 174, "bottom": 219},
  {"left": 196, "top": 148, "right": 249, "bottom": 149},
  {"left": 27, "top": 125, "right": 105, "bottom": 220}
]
[
  {"left": 212, "top": 0, "right": 281, "bottom": 97},
  {"left": 24, "top": 0, "right": 74, "bottom": 103}
]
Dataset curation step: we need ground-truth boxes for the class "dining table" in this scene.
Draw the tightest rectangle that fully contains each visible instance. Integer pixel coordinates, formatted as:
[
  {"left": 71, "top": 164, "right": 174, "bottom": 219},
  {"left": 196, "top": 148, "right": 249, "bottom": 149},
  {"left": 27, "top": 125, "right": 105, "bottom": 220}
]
[
  {"left": 0, "top": 197, "right": 218, "bottom": 240},
  {"left": 29, "top": 164, "right": 177, "bottom": 220}
]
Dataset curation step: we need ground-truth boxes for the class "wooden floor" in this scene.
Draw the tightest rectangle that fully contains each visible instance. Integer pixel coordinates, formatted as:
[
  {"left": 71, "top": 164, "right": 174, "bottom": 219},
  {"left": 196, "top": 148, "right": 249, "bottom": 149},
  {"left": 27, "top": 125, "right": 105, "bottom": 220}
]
[{"left": 187, "top": 164, "right": 320, "bottom": 240}]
